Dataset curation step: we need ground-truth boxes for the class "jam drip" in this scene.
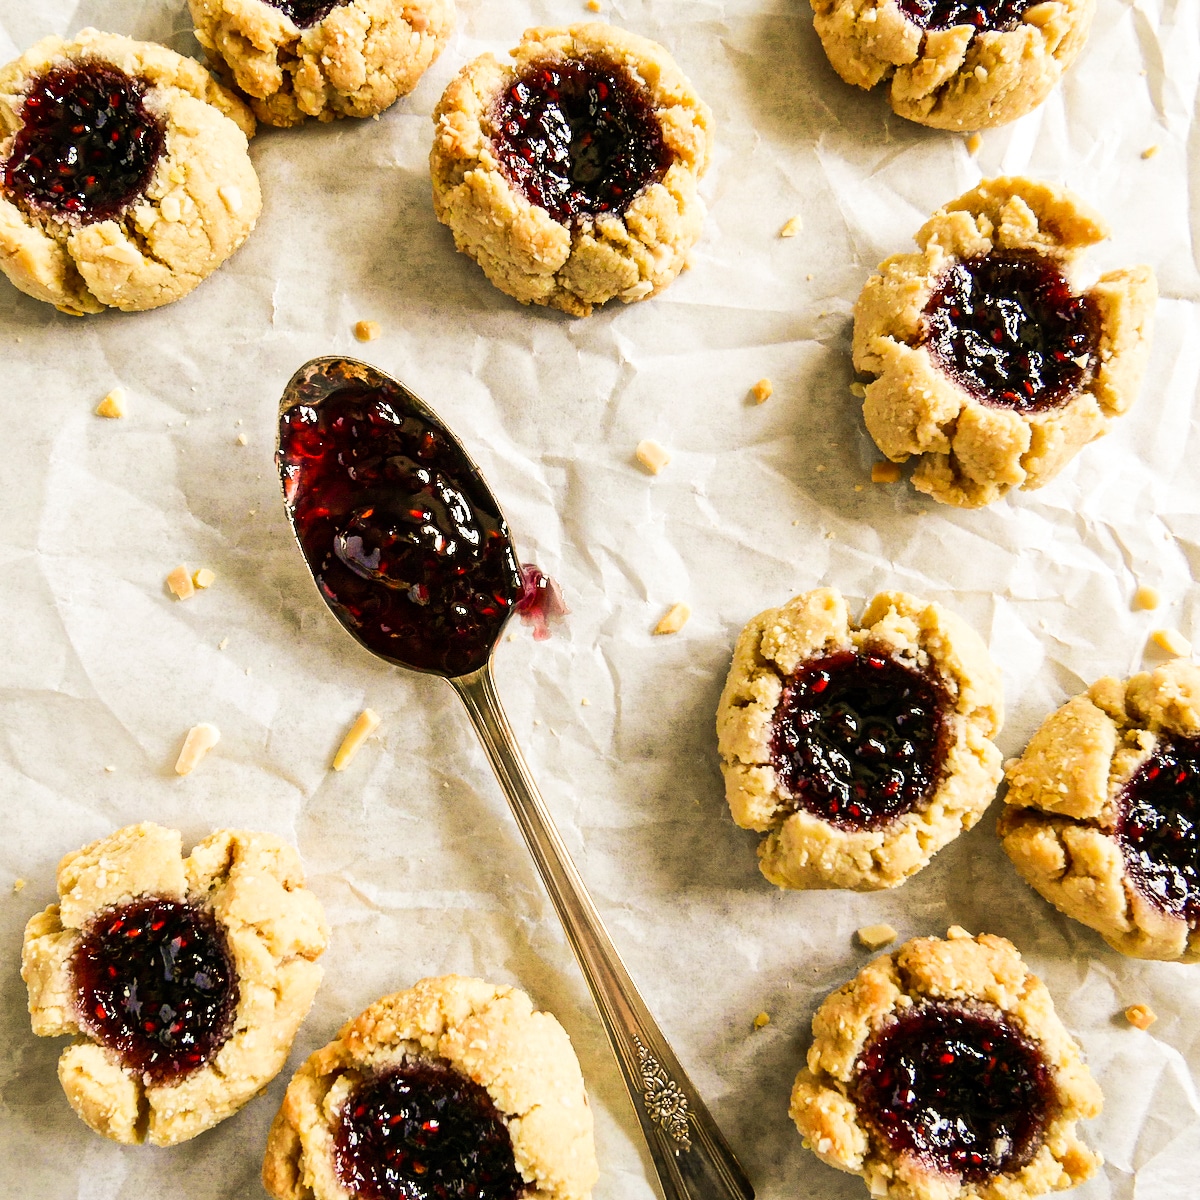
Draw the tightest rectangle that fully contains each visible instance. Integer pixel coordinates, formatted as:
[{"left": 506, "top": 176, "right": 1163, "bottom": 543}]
[
  {"left": 851, "top": 1002, "right": 1053, "bottom": 1182},
  {"left": 771, "top": 651, "right": 947, "bottom": 830},
  {"left": 71, "top": 898, "right": 238, "bottom": 1083},
  {"left": 898, "top": 0, "right": 1033, "bottom": 32},
  {"left": 1117, "top": 735, "right": 1200, "bottom": 922},
  {"left": 334, "top": 1059, "right": 527, "bottom": 1200},
  {"left": 4, "top": 62, "right": 165, "bottom": 223},
  {"left": 261, "top": 0, "right": 345, "bottom": 27},
  {"left": 923, "top": 251, "right": 1099, "bottom": 413},
  {"left": 491, "top": 58, "right": 671, "bottom": 225}
]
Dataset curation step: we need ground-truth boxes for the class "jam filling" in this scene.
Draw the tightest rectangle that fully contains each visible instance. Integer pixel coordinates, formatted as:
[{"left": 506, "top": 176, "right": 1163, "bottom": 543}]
[
  {"left": 923, "top": 251, "right": 1099, "bottom": 414},
  {"left": 261, "top": 0, "right": 345, "bottom": 27},
  {"left": 1117, "top": 735, "right": 1200, "bottom": 922},
  {"left": 851, "top": 1002, "right": 1054, "bottom": 1182},
  {"left": 513, "top": 564, "right": 568, "bottom": 642},
  {"left": 491, "top": 58, "right": 671, "bottom": 225},
  {"left": 334, "top": 1059, "right": 527, "bottom": 1200},
  {"left": 71, "top": 897, "right": 238, "bottom": 1083},
  {"left": 4, "top": 62, "right": 165, "bottom": 223},
  {"left": 771, "top": 651, "right": 947, "bottom": 830},
  {"left": 898, "top": 0, "right": 1033, "bottom": 32}
]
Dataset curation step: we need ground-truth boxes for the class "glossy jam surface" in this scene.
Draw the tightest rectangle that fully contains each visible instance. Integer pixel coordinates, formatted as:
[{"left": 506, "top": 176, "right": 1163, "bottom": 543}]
[
  {"left": 334, "top": 1059, "right": 526, "bottom": 1200},
  {"left": 852, "top": 1003, "right": 1053, "bottom": 1182},
  {"left": 261, "top": 0, "right": 344, "bottom": 27},
  {"left": 279, "top": 377, "right": 523, "bottom": 678},
  {"left": 898, "top": 0, "right": 1032, "bottom": 32},
  {"left": 1117, "top": 735, "right": 1200, "bottom": 922},
  {"left": 71, "top": 898, "right": 238, "bottom": 1083},
  {"left": 772, "top": 651, "right": 947, "bottom": 830},
  {"left": 4, "top": 62, "right": 164, "bottom": 222},
  {"left": 491, "top": 58, "right": 671, "bottom": 225},
  {"left": 923, "top": 251, "right": 1099, "bottom": 413}
]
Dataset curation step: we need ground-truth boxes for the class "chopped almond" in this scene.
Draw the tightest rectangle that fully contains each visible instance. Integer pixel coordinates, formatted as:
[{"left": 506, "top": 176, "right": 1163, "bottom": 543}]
[
  {"left": 167, "top": 565, "right": 195, "bottom": 600},
  {"left": 635, "top": 439, "right": 671, "bottom": 474},
  {"left": 946, "top": 925, "right": 972, "bottom": 940},
  {"left": 13, "top": 878, "right": 25, "bottom": 893},
  {"left": 751, "top": 378, "right": 773, "bottom": 404},
  {"left": 236, "top": 432, "right": 248, "bottom": 446},
  {"left": 1134, "top": 585, "right": 1160, "bottom": 611},
  {"left": 354, "top": 320, "right": 381, "bottom": 342},
  {"left": 192, "top": 567, "right": 216, "bottom": 589},
  {"left": 95, "top": 387, "right": 127, "bottom": 419},
  {"left": 333, "top": 709, "right": 381, "bottom": 771},
  {"left": 872, "top": 461, "right": 902, "bottom": 484},
  {"left": 753, "top": 1011, "right": 771, "bottom": 1030},
  {"left": 1152, "top": 628, "right": 1192, "bottom": 657},
  {"left": 1125, "top": 1003, "right": 1157, "bottom": 1030},
  {"left": 780, "top": 215, "right": 803, "bottom": 238},
  {"left": 175, "top": 724, "right": 220, "bottom": 776},
  {"left": 856, "top": 923, "right": 898, "bottom": 950},
  {"left": 654, "top": 602, "right": 691, "bottom": 635},
  {"left": 966, "top": 133, "right": 983, "bottom": 156}
]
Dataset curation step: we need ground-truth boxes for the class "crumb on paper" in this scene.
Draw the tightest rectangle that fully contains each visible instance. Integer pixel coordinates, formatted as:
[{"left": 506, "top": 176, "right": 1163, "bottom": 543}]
[
  {"left": 849, "top": 381, "right": 867, "bottom": 398},
  {"left": 354, "top": 320, "right": 381, "bottom": 342},
  {"left": 872, "top": 461, "right": 902, "bottom": 484},
  {"left": 95, "top": 387, "right": 126, "bottom": 419},
  {"left": 635, "top": 439, "right": 671, "bottom": 474},
  {"left": 167, "top": 565, "right": 195, "bottom": 600},
  {"left": 333, "top": 708, "right": 381, "bottom": 771},
  {"left": 966, "top": 132, "right": 983, "bottom": 156},
  {"left": 753, "top": 1011, "right": 771, "bottom": 1030},
  {"left": 856, "top": 923, "right": 898, "bottom": 950},
  {"left": 816, "top": 464, "right": 826, "bottom": 473},
  {"left": 175, "top": 723, "right": 220, "bottom": 776},
  {"left": 792, "top": 519, "right": 801, "bottom": 526},
  {"left": 1134, "top": 585, "right": 1160, "bottom": 611},
  {"left": 1142, "top": 144, "right": 1159, "bottom": 160},
  {"left": 780, "top": 215, "right": 803, "bottom": 238},
  {"left": 805, "top": 272, "right": 814, "bottom": 281},
  {"left": 236, "top": 433, "right": 248, "bottom": 446},
  {"left": 946, "top": 925, "right": 972, "bottom": 940},
  {"left": 217, "top": 637, "right": 229, "bottom": 650},
  {"left": 104, "top": 765, "right": 116, "bottom": 773},
  {"left": 654, "top": 602, "right": 691, "bottom": 635},
  {"left": 1152, "top": 628, "right": 1191, "bottom": 657},
  {"left": 1125, "top": 1003, "right": 1157, "bottom": 1030},
  {"left": 13, "top": 878, "right": 25, "bottom": 893},
  {"left": 853, "top": 484, "right": 864, "bottom": 492},
  {"left": 580, "top": 697, "right": 591, "bottom": 706},
  {"left": 751, "top": 378, "right": 773, "bottom": 404},
  {"left": 192, "top": 567, "right": 216, "bottom": 590},
  {"left": 586, "top": 0, "right": 602, "bottom": 10}
]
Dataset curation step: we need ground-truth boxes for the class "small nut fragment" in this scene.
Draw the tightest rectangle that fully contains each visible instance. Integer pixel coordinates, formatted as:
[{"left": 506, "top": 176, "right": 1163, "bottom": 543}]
[
  {"left": 654, "top": 603, "right": 691, "bottom": 635},
  {"left": 946, "top": 924, "right": 972, "bottom": 940},
  {"left": 166, "top": 565, "right": 195, "bottom": 600},
  {"left": 192, "top": 568, "right": 216, "bottom": 590},
  {"left": 13, "top": 878, "right": 25, "bottom": 893},
  {"left": 1134, "top": 585, "right": 1160, "bottom": 611},
  {"left": 1152, "top": 628, "right": 1192, "bottom": 657},
  {"left": 856, "top": 923, "right": 898, "bottom": 950},
  {"left": 751, "top": 378, "right": 773, "bottom": 404},
  {"left": 95, "top": 388, "right": 127, "bottom": 419},
  {"left": 586, "top": 0, "right": 602, "bottom": 9},
  {"left": 354, "top": 320, "right": 380, "bottom": 342},
  {"left": 753, "top": 1011, "right": 771, "bottom": 1030},
  {"left": 1125, "top": 1003, "right": 1157, "bottom": 1030},
  {"left": 871, "top": 461, "right": 902, "bottom": 484},
  {"left": 780, "top": 215, "right": 803, "bottom": 238},
  {"left": 635, "top": 439, "right": 671, "bottom": 475},
  {"left": 849, "top": 381, "right": 867, "bottom": 398},
  {"left": 175, "top": 723, "right": 220, "bottom": 776},
  {"left": 1142, "top": 145, "right": 1160, "bottom": 160},
  {"left": 966, "top": 132, "right": 983, "bottom": 156},
  {"left": 236, "top": 433, "right": 248, "bottom": 446},
  {"left": 333, "top": 709, "right": 382, "bottom": 771}
]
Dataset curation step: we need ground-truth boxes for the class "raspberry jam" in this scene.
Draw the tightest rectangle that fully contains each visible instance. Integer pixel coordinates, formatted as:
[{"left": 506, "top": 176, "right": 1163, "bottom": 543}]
[
  {"left": 262, "top": 0, "right": 345, "bottom": 27},
  {"left": 279, "top": 363, "right": 524, "bottom": 678},
  {"left": 71, "top": 898, "right": 238, "bottom": 1083},
  {"left": 1117, "top": 736, "right": 1200, "bottom": 922},
  {"left": 772, "top": 651, "right": 948, "bottom": 830},
  {"left": 491, "top": 58, "right": 671, "bottom": 225},
  {"left": 851, "top": 1002, "right": 1053, "bottom": 1182},
  {"left": 923, "top": 251, "right": 1099, "bottom": 413},
  {"left": 514, "top": 564, "right": 568, "bottom": 642},
  {"left": 334, "top": 1059, "right": 526, "bottom": 1200},
  {"left": 898, "top": 0, "right": 1032, "bottom": 31},
  {"left": 4, "top": 62, "right": 165, "bottom": 223}
]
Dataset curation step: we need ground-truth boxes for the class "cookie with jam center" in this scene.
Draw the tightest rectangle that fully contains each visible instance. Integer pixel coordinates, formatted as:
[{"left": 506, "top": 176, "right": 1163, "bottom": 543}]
[
  {"left": 430, "top": 22, "right": 712, "bottom": 317},
  {"left": 716, "top": 587, "right": 1004, "bottom": 891},
  {"left": 853, "top": 177, "right": 1156, "bottom": 507}
]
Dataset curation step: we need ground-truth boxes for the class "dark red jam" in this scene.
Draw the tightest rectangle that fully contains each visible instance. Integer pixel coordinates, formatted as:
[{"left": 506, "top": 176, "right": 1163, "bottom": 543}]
[
  {"left": 491, "top": 58, "right": 671, "bottom": 225},
  {"left": 262, "top": 0, "right": 344, "bottom": 27},
  {"left": 3, "top": 62, "right": 164, "bottom": 223},
  {"left": 771, "top": 651, "right": 947, "bottom": 830},
  {"left": 923, "top": 251, "right": 1099, "bottom": 413},
  {"left": 1117, "top": 736, "right": 1200, "bottom": 922},
  {"left": 279, "top": 362, "right": 524, "bottom": 678},
  {"left": 334, "top": 1059, "right": 527, "bottom": 1200},
  {"left": 513, "top": 565, "right": 568, "bottom": 642},
  {"left": 71, "top": 898, "right": 238, "bottom": 1083},
  {"left": 898, "top": 0, "right": 1032, "bottom": 31},
  {"left": 851, "top": 1002, "right": 1053, "bottom": 1182}
]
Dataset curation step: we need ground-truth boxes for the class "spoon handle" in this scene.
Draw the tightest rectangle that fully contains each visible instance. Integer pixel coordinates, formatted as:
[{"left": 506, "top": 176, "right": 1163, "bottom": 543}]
[{"left": 452, "top": 664, "right": 754, "bottom": 1200}]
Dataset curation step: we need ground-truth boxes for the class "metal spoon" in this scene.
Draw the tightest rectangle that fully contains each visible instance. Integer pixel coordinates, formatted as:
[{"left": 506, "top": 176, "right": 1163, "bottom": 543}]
[{"left": 277, "top": 356, "right": 753, "bottom": 1200}]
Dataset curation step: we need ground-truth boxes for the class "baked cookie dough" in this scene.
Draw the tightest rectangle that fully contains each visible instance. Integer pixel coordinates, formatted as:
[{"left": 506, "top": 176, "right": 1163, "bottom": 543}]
[
  {"left": 430, "top": 23, "right": 712, "bottom": 317},
  {"left": 262, "top": 975, "right": 598, "bottom": 1200},
  {"left": 0, "top": 29, "right": 260, "bottom": 315},
  {"left": 853, "top": 177, "right": 1156, "bottom": 507},
  {"left": 791, "top": 928, "right": 1102, "bottom": 1200},
  {"left": 1000, "top": 658, "right": 1200, "bottom": 963},
  {"left": 189, "top": 0, "right": 454, "bottom": 127},
  {"left": 716, "top": 587, "right": 1003, "bottom": 891},
  {"left": 21, "top": 822, "right": 328, "bottom": 1145},
  {"left": 811, "top": 0, "right": 1095, "bottom": 129}
]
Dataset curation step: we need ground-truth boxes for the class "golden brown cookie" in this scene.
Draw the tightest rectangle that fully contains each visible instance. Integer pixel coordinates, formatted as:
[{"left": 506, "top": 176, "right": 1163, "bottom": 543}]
[
  {"left": 0, "top": 29, "right": 260, "bottom": 315},
  {"left": 21, "top": 822, "right": 328, "bottom": 1145},
  {"left": 262, "top": 975, "right": 598, "bottom": 1200},
  {"left": 811, "top": 0, "right": 1095, "bottom": 129},
  {"left": 1000, "top": 658, "right": 1200, "bottom": 963},
  {"left": 716, "top": 588, "right": 1003, "bottom": 891},
  {"left": 189, "top": 0, "right": 454, "bottom": 127},
  {"left": 791, "top": 928, "right": 1102, "bottom": 1200},
  {"left": 853, "top": 177, "right": 1156, "bottom": 507},
  {"left": 430, "top": 22, "right": 712, "bottom": 317}
]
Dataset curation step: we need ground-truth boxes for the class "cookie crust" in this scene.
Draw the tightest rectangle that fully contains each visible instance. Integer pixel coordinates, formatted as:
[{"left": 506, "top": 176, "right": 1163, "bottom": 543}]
[
  {"left": 21, "top": 822, "right": 328, "bottom": 1145},
  {"left": 811, "top": 0, "right": 1095, "bottom": 129},
  {"left": 429, "top": 22, "right": 712, "bottom": 317},
  {"left": 0, "top": 29, "right": 260, "bottom": 315},
  {"left": 189, "top": 0, "right": 454, "bottom": 127},
  {"left": 716, "top": 588, "right": 1003, "bottom": 891},
  {"left": 261, "top": 975, "right": 598, "bottom": 1200},
  {"left": 1000, "top": 658, "right": 1200, "bottom": 962},
  {"left": 790, "top": 929, "right": 1102, "bottom": 1200},
  {"left": 853, "top": 177, "right": 1156, "bottom": 507}
]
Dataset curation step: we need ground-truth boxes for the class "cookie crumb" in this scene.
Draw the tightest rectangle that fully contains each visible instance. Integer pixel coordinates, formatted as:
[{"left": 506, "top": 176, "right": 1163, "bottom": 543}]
[
  {"left": 856, "top": 923, "right": 898, "bottom": 950},
  {"left": 166, "top": 565, "right": 195, "bottom": 600},
  {"left": 805, "top": 272, "right": 814, "bottom": 281},
  {"left": 586, "top": 0, "right": 602, "bottom": 10},
  {"left": 13, "top": 878, "right": 25, "bottom": 893},
  {"left": 104, "top": 765, "right": 116, "bottom": 773},
  {"left": 354, "top": 320, "right": 381, "bottom": 342},
  {"left": 1152, "top": 627, "right": 1192, "bottom": 657},
  {"left": 1141, "top": 144, "right": 1159, "bottom": 160},
  {"left": 333, "top": 708, "right": 381, "bottom": 771},
  {"left": 780, "top": 215, "right": 803, "bottom": 238},
  {"left": 871, "top": 461, "right": 902, "bottom": 484},
  {"left": 966, "top": 132, "right": 983, "bottom": 156},
  {"left": 753, "top": 1011, "right": 771, "bottom": 1030},
  {"left": 580, "top": 697, "right": 591, "bottom": 706},
  {"left": 1134, "top": 585, "right": 1160, "bottom": 611},
  {"left": 1125, "top": 1003, "right": 1157, "bottom": 1030},
  {"left": 853, "top": 484, "right": 864, "bottom": 492},
  {"left": 849, "top": 381, "right": 867, "bottom": 398},
  {"left": 192, "top": 567, "right": 216, "bottom": 590},
  {"left": 946, "top": 925, "right": 972, "bottom": 940},
  {"left": 236, "top": 433, "right": 248, "bottom": 446},
  {"left": 95, "top": 387, "right": 127, "bottom": 419},
  {"left": 635, "top": 439, "right": 671, "bottom": 474},
  {"left": 751, "top": 378, "right": 773, "bottom": 404},
  {"left": 175, "top": 723, "right": 220, "bottom": 776},
  {"left": 217, "top": 637, "right": 229, "bottom": 650},
  {"left": 654, "top": 603, "right": 691, "bottom": 635}
]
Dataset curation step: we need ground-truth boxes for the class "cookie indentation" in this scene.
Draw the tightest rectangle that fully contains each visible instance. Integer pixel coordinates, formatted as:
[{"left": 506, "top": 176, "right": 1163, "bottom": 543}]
[
  {"left": 491, "top": 58, "right": 671, "bottom": 225},
  {"left": 851, "top": 1002, "right": 1053, "bottom": 1182},
  {"left": 261, "top": 0, "right": 345, "bottom": 29},
  {"left": 923, "top": 251, "right": 1099, "bottom": 413},
  {"left": 898, "top": 0, "right": 1033, "bottom": 33},
  {"left": 72, "top": 897, "right": 238, "bottom": 1083},
  {"left": 772, "top": 651, "right": 947, "bottom": 830},
  {"left": 334, "top": 1060, "right": 527, "bottom": 1200},
  {"left": 4, "top": 62, "right": 165, "bottom": 222}
]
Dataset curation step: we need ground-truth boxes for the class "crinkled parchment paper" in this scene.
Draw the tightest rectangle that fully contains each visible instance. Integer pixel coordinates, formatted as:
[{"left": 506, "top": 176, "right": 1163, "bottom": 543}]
[{"left": 1, "top": 0, "right": 1198, "bottom": 1196}]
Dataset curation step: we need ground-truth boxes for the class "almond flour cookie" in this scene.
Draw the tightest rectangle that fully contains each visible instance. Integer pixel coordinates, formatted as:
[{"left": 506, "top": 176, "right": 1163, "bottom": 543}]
[
  {"left": 1000, "top": 659, "right": 1200, "bottom": 963},
  {"left": 790, "top": 928, "right": 1102, "bottom": 1200},
  {"left": 812, "top": 0, "right": 1095, "bottom": 129},
  {"left": 0, "top": 29, "right": 260, "bottom": 315},
  {"left": 262, "top": 975, "right": 598, "bottom": 1200},
  {"left": 21, "top": 822, "right": 328, "bottom": 1145},
  {"left": 189, "top": 0, "right": 454, "bottom": 127},
  {"left": 716, "top": 588, "right": 1003, "bottom": 891},
  {"left": 854, "top": 178, "right": 1156, "bottom": 508},
  {"left": 430, "top": 23, "right": 712, "bottom": 317}
]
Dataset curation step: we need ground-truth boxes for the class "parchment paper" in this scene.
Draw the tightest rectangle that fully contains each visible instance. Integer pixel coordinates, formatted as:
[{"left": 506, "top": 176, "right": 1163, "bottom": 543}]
[{"left": 1, "top": 1, "right": 1198, "bottom": 1196}]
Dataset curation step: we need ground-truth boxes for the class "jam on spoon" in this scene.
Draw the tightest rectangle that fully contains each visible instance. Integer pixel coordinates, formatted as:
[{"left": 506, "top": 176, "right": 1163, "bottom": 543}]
[{"left": 898, "top": 0, "right": 1033, "bottom": 32}]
